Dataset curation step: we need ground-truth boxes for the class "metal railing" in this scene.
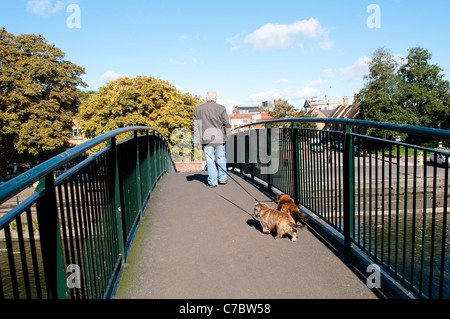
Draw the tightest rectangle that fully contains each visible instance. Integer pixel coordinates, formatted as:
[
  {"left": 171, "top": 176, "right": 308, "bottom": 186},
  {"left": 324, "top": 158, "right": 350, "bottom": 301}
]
[
  {"left": 227, "top": 118, "right": 450, "bottom": 299},
  {"left": 0, "top": 126, "right": 175, "bottom": 299}
]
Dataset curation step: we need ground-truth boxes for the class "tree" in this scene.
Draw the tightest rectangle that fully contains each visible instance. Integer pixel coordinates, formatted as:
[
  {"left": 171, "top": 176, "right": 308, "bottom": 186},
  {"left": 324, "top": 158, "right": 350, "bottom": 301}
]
[
  {"left": 265, "top": 100, "right": 316, "bottom": 129},
  {"left": 357, "top": 48, "right": 411, "bottom": 139},
  {"left": 397, "top": 47, "right": 450, "bottom": 129},
  {"left": 0, "top": 29, "right": 86, "bottom": 170},
  {"left": 77, "top": 75, "right": 202, "bottom": 147}
]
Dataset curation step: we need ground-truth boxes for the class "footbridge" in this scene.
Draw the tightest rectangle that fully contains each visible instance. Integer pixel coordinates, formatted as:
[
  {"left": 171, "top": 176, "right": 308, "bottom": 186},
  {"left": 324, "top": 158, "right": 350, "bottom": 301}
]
[{"left": 0, "top": 119, "right": 449, "bottom": 300}]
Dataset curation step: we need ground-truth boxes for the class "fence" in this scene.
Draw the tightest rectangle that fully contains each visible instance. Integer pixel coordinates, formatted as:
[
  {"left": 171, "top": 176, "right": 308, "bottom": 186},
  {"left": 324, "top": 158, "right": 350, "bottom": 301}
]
[
  {"left": 0, "top": 126, "right": 174, "bottom": 299},
  {"left": 227, "top": 118, "right": 450, "bottom": 299}
]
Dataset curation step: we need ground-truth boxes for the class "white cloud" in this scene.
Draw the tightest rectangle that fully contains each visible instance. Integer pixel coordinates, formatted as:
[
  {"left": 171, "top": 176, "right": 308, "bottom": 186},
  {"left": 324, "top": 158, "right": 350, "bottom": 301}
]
[
  {"left": 244, "top": 18, "right": 331, "bottom": 51},
  {"left": 337, "top": 56, "right": 371, "bottom": 82},
  {"left": 444, "top": 63, "right": 450, "bottom": 72},
  {"left": 275, "top": 78, "right": 289, "bottom": 84},
  {"left": 27, "top": 0, "right": 65, "bottom": 16},
  {"left": 229, "top": 46, "right": 241, "bottom": 52},
  {"left": 100, "top": 70, "right": 129, "bottom": 82}
]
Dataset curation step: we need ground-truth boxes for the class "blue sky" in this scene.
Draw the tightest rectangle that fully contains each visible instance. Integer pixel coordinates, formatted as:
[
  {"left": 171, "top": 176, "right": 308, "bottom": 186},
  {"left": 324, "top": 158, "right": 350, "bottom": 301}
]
[{"left": 2, "top": 0, "right": 450, "bottom": 113}]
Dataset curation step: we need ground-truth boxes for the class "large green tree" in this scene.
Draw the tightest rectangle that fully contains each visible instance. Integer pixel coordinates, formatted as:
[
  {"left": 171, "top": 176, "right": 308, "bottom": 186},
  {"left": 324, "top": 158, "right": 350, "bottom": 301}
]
[
  {"left": 77, "top": 75, "right": 202, "bottom": 147},
  {"left": 357, "top": 48, "right": 410, "bottom": 139},
  {"left": 0, "top": 29, "right": 86, "bottom": 169},
  {"left": 397, "top": 47, "right": 450, "bottom": 129},
  {"left": 357, "top": 46, "right": 450, "bottom": 139}
]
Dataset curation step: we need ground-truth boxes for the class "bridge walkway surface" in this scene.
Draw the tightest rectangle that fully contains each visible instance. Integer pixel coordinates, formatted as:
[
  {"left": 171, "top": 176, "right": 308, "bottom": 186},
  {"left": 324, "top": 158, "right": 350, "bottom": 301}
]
[{"left": 114, "top": 171, "right": 394, "bottom": 299}]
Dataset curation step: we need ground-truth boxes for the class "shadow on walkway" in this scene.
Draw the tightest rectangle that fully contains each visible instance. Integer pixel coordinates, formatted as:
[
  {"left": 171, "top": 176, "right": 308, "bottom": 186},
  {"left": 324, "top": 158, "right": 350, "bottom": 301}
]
[{"left": 115, "top": 171, "right": 399, "bottom": 299}]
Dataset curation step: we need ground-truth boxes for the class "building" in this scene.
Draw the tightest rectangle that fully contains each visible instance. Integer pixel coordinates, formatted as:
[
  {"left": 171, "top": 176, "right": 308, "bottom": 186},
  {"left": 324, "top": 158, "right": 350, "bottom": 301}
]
[
  {"left": 227, "top": 98, "right": 291, "bottom": 130},
  {"left": 306, "top": 96, "right": 360, "bottom": 131},
  {"left": 68, "top": 119, "right": 88, "bottom": 147},
  {"left": 228, "top": 108, "right": 273, "bottom": 129},
  {"left": 303, "top": 95, "right": 349, "bottom": 113}
]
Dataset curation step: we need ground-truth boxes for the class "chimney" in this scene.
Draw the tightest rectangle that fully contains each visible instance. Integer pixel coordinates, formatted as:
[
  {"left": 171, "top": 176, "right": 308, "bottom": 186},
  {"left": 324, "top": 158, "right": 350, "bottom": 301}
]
[{"left": 343, "top": 96, "right": 348, "bottom": 106}]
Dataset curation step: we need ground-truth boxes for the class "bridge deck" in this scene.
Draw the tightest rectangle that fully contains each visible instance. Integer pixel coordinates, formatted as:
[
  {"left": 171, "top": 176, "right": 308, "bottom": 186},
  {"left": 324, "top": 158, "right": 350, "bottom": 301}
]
[{"left": 114, "top": 171, "right": 384, "bottom": 299}]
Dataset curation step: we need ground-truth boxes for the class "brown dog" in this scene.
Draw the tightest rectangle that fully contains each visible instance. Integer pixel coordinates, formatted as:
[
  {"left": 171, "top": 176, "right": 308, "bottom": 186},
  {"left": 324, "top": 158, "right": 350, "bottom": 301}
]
[
  {"left": 277, "top": 193, "right": 308, "bottom": 223},
  {"left": 253, "top": 203, "right": 297, "bottom": 241}
]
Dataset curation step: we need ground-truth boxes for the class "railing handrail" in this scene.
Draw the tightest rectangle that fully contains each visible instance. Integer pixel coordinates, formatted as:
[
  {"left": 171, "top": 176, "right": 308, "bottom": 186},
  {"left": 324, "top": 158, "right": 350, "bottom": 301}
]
[
  {"left": 233, "top": 117, "right": 450, "bottom": 139},
  {"left": 0, "top": 126, "right": 167, "bottom": 206}
]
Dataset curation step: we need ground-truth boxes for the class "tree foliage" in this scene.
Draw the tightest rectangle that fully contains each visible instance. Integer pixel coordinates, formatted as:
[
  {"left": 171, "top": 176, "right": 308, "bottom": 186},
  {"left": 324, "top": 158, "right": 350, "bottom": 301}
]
[
  {"left": 0, "top": 29, "right": 86, "bottom": 169},
  {"left": 77, "top": 75, "right": 202, "bottom": 147},
  {"left": 357, "top": 46, "right": 450, "bottom": 139},
  {"left": 266, "top": 100, "right": 316, "bottom": 129},
  {"left": 397, "top": 47, "right": 450, "bottom": 128}
]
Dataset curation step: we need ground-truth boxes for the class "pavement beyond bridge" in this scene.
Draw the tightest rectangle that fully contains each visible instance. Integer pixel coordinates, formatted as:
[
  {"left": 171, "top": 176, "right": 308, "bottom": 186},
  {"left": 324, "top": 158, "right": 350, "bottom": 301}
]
[{"left": 114, "top": 171, "right": 390, "bottom": 299}]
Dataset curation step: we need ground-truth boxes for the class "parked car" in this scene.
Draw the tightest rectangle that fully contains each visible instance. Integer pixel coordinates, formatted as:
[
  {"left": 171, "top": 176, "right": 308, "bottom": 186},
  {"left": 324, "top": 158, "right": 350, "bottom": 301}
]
[
  {"left": 354, "top": 143, "right": 369, "bottom": 157},
  {"left": 309, "top": 137, "right": 323, "bottom": 153},
  {"left": 329, "top": 140, "right": 343, "bottom": 151},
  {"left": 430, "top": 147, "right": 450, "bottom": 166}
]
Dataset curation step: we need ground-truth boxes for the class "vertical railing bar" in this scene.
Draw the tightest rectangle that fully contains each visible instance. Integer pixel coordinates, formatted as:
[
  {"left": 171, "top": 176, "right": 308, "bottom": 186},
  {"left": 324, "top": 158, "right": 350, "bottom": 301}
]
[
  {"left": 374, "top": 143, "right": 379, "bottom": 260},
  {"left": 428, "top": 154, "right": 438, "bottom": 298},
  {"left": 419, "top": 150, "right": 428, "bottom": 298},
  {"left": 35, "top": 173, "right": 67, "bottom": 299},
  {"left": 381, "top": 143, "right": 386, "bottom": 266},
  {"left": 63, "top": 180, "right": 78, "bottom": 298},
  {"left": 356, "top": 135, "right": 361, "bottom": 246},
  {"left": 335, "top": 132, "right": 339, "bottom": 230},
  {"left": 338, "top": 131, "right": 343, "bottom": 231},
  {"left": 95, "top": 156, "right": 110, "bottom": 293},
  {"left": 318, "top": 130, "right": 324, "bottom": 219},
  {"left": 87, "top": 160, "right": 106, "bottom": 294},
  {"left": 4, "top": 225, "right": 19, "bottom": 298},
  {"left": 0, "top": 248, "right": 4, "bottom": 299},
  {"left": 438, "top": 155, "right": 448, "bottom": 299},
  {"left": 343, "top": 124, "right": 354, "bottom": 248},
  {"left": 79, "top": 167, "right": 99, "bottom": 298},
  {"left": 395, "top": 144, "right": 400, "bottom": 275},
  {"left": 15, "top": 215, "right": 32, "bottom": 298},
  {"left": 68, "top": 175, "right": 85, "bottom": 299},
  {"left": 388, "top": 144, "right": 393, "bottom": 271},
  {"left": 411, "top": 148, "right": 418, "bottom": 292},
  {"left": 57, "top": 184, "right": 71, "bottom": 295},
  {"left": 402, "top": 146, "right": 409, "bottom": 281},
  {"left": 134, "top": 131, "right": 143, "bottom": 218},
  {"left": 89, "top": 158, "right": 104, "bottom": 293},
  {"left": 98, "top": 153, "right": 114, "bottom": 282},
  {"left": 26, "top": 207, "right": 43, "bottom": 299},
  {"left": 73, "top": 171, "right": 92, "bottom": 298},
  {"left": 328, "top": 132, "right": 332, "bottom": 224},
  {"left": 368, "top": 141, "right": 373, "bottom": 255}
]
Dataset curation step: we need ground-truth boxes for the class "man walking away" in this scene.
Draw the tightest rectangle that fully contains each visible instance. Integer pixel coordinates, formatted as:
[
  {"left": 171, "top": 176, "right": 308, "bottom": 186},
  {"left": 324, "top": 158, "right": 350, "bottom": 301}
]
[{"left": 192, "top": 91, "right": 231, "bottom": 188}]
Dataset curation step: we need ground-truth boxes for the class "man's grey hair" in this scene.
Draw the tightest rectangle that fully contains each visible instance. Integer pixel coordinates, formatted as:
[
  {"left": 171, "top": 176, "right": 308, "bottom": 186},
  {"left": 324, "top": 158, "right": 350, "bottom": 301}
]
[{"left": 206, "top": 90, "right": 217, "bottom": 102}]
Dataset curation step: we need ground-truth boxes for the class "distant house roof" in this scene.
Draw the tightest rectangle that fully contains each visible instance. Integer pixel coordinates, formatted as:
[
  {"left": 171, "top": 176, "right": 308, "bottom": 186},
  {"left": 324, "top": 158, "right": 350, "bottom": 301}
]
[{"left": 329, "top": 104, "right": 359, "bottom": 119}]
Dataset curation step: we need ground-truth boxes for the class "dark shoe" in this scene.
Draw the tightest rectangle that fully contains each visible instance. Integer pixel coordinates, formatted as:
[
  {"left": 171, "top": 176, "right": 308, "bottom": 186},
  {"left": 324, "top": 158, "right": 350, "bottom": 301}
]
[
  {"left": 207, "top": 184, "right": 218, "bottom": 188},
  {"left": 218, "top": 180, "right": 227, "bottom": 185}
]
